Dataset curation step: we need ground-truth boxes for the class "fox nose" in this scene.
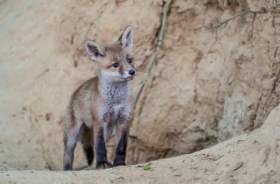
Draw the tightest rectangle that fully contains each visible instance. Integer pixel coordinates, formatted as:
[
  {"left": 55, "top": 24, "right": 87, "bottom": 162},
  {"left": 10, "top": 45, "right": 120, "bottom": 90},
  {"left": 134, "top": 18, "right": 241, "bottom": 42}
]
[{"left": 129, "top": 69, "right": 135, "bottom": 76}]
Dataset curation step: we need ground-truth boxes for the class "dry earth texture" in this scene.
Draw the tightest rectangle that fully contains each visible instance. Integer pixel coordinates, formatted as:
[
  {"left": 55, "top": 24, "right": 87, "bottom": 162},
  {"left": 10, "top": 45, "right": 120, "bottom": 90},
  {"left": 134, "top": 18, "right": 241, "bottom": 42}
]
[
  {"left": 0, "top": 0, "right": 280, "bottom": 182},
  {"left": 2, "top": 102, "right": 280, "bottom": 183}
]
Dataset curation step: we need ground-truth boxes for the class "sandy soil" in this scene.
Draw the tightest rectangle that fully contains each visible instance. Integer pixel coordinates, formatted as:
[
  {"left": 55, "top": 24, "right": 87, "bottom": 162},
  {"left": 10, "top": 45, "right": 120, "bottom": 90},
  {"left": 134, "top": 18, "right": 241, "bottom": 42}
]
[{"left": 1, "top": 105, "right": 280, "bottom": 184}]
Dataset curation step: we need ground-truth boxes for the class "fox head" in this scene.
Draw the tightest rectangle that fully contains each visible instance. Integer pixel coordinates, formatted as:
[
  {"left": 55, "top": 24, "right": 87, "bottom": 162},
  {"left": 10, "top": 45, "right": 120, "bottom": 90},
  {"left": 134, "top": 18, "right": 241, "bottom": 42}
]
[{"left": 84, "top": 26, "right": 136, "bottom": 83}]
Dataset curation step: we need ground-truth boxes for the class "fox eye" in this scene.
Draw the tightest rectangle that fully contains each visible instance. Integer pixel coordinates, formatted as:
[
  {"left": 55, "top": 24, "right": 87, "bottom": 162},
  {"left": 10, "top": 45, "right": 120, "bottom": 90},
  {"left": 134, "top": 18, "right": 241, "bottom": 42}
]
[
  {"left": 112, "top": 63, "right": 119, "bottom": 68},
  {"left": 127, "top": 58, "right": 133, "bottom": 63}
]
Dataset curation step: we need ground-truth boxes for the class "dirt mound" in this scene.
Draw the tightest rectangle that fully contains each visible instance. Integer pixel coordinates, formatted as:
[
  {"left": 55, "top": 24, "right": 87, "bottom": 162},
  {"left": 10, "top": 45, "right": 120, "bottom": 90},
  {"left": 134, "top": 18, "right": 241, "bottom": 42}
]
[{"left": 2, "top": 104, "right": 280, "bottom": 183}]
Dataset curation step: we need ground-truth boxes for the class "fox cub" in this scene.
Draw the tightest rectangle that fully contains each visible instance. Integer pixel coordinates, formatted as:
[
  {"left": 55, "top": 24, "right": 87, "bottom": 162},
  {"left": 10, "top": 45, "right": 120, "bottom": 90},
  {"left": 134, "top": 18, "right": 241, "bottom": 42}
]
[{"left": 63, "top": 26, "right": 136, "bottom": 171}]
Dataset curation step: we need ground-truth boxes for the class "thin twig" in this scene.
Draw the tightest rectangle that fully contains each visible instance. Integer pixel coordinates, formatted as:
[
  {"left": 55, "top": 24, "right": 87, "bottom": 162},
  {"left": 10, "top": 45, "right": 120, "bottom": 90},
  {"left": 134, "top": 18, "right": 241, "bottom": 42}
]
[
  {"left": 133, "top": 0, "right": 172, "bottom": 109},
  {"left": 195, "top": 9, "right": 267, "bottom": 40}
]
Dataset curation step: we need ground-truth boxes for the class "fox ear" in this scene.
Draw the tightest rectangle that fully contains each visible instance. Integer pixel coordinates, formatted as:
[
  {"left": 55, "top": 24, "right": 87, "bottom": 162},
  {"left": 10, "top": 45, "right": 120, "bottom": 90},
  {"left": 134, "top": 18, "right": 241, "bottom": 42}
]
[
  {"left": 118, "top": 25, "right": 133, "bottom": 49},
  {"left": 84, "top": 40, "right": 106, "bottom": 61}
]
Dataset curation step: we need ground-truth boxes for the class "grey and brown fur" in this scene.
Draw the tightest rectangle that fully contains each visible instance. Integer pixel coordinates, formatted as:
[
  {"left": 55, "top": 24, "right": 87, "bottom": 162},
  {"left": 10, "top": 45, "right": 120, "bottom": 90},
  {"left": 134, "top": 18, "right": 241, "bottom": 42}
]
[{"left": 63, "top": 26, "right": 136, "bottom": 171}]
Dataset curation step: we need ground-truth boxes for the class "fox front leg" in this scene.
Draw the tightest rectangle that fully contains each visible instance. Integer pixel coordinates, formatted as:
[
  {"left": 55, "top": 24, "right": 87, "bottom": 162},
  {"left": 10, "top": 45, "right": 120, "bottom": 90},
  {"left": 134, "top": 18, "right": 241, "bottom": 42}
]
[
  {"left": 113, "top": 124, "right": 128, "bottom": 167},
  {"left": 94, "top": 125, "right": 112, "bottom": 169}
]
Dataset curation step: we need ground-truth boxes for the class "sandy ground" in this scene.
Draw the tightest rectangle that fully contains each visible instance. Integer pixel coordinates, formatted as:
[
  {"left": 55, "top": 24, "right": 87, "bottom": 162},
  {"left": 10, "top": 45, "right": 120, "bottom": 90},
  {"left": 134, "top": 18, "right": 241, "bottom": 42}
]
[{"left": 1, "top": 105, "right": 280, "bottom": 184}]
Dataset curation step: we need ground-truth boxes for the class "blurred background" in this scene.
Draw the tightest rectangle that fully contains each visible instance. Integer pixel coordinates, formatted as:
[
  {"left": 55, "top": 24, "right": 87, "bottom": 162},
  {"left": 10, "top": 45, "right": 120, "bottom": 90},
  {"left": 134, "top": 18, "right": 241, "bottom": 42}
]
[{"left": 0, "top": 0, "right": 279, "bottom": 171}]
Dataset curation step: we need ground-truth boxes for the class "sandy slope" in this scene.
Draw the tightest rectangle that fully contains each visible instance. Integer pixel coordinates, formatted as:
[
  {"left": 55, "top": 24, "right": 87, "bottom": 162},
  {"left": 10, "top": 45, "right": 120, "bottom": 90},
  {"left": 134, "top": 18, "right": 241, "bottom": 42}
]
[{"left": 1, "top": 105, "right": 280, "bottom": 184}]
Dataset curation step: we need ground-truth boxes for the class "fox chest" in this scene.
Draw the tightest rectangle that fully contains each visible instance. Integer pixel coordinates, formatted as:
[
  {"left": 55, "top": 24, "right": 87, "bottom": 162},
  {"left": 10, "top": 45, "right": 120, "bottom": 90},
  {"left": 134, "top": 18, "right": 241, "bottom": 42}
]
[
  {"left": 100, "top": 102, "right": 131, "bottom": 124},
  {"left": 98, "top": 83, "right": 132, "bottom": 124}
]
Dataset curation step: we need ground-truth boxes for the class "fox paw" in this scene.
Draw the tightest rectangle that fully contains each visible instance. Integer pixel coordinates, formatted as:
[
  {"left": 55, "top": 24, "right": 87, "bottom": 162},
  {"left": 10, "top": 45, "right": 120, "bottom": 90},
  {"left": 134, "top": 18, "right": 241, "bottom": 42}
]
[
  {"left": 113, "top": 162, "right": 126, "bottom": 167},
  {"left": 63, "top": 164, "right": 72, "bottom": 171},
  {"left": 113, "top": 158, "right": 126, "bottom": 167},
  {"left": 96, "top": 161, "right": 112, "bottom": 169}
]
